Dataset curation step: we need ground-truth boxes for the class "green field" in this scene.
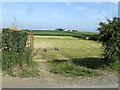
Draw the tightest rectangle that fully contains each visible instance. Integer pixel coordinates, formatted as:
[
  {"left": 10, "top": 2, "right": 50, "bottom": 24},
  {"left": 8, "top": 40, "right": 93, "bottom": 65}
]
[
  {"left": 33, "top": 35, "right": 105, "bottom": 77},
  {"left": 34, "top": 36, "right": 102, "bottom": 61},
  {"left": 33, "top": 30, "right": 99, "bottom": 36}
]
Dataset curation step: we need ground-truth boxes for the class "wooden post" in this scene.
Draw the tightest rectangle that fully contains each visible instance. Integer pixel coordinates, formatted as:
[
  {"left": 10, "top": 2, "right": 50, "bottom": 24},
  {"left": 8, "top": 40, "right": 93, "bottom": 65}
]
[
  {"left": 32, "top": 31, "right": 34, "bottom": 56},
  {"left": 25, "top": 29, "right": 34, "bottom": 57},
  {"left": 30, "top": 31, "right": 32, "bottom": 49}
]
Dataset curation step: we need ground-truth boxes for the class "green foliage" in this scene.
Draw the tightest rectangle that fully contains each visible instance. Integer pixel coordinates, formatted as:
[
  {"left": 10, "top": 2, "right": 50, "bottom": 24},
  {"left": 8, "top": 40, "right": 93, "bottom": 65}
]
[
  {"left": 49, "top": 61, "right": 100, "bottom": 77},
  {"left": 97, "top": 17, "right": 120, "bottom": 65},
  {"left": 72, "top": 34, "right": 98, "bottom": 41},
  {"left": 19, "top": 70, "right": 40, "bottom": 78},
  {"left": 33, "top": 30, "right": 75, "bottom": 36},
  {"left": 18, "top": 59, "right": 40, "bottom": 78},
  {"left": 2, "top": 28, "right": 40, "bottom": 77},
  {"left": 2, "top": 48, "right": 40, "bottom": 77},
  {"left": 2, "top": 28, "right": 27, "bottom": 53}
]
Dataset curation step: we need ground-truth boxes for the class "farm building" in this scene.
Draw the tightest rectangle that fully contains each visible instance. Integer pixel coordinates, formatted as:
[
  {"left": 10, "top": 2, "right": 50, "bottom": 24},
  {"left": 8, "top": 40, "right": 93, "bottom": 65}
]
[
  {"left": 55, "top": 28, "right": 68, "bottom": 31},
  {"left": 72, "top": 30, "right": 78, "bottom": 32}
]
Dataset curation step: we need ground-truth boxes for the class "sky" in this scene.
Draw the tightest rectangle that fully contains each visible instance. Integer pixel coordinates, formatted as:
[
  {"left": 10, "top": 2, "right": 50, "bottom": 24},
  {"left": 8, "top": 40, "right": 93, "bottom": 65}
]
[{"left": 2, "top": 2, "right": 118, "bottom": 32}]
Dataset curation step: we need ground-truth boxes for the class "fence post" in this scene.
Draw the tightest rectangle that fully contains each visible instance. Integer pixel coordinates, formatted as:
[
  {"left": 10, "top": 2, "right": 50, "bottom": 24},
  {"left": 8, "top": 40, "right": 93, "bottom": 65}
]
[{"left": 25, "top": 29, "right": 34, "bottom": 57}]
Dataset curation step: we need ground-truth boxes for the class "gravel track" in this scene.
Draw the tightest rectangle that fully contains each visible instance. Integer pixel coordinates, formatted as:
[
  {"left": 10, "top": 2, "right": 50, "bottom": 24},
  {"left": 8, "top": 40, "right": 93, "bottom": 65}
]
[{"left": 2, "top": 62, "right": 118, "bottom": 88}]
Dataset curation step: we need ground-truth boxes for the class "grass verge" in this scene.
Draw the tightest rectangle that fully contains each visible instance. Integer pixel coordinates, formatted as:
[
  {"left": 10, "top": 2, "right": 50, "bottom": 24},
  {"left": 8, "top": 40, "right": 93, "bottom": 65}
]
[{"left": 49, "top": 60, "right": 101, "bottom": 77}]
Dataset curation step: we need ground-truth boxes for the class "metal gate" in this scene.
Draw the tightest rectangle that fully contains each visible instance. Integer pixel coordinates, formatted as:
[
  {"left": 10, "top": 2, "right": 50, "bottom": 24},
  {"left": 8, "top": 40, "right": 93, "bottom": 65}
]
[{"left": 25, "top": 29, "right": 34, "bottom": 57}]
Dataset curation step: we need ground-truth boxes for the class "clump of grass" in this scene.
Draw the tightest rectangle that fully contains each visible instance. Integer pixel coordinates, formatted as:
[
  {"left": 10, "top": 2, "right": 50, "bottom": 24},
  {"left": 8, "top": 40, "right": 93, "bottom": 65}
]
[
  {"left": 19, "top": 69, "right": 40, "bottom": 78},
  {"left": 49, "top": 60, "right": 100, "bottom": 77}
]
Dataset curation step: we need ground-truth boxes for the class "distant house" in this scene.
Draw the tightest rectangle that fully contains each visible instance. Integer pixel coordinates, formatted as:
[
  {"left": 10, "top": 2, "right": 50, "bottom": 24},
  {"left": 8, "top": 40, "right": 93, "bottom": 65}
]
[
  {"left": 55, "top": 28, "right": 67, "bottom": 32},
  {"left": 72, "top": 30, "right": 78, "bottom": 32},
  {"left": 64, "top": 29, "right": 67, "bottom": 32}
]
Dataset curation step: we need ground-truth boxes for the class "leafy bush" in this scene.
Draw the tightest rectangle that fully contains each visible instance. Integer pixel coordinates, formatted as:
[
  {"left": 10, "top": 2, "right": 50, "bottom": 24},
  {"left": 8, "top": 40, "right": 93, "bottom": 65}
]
[
  {"left": 2, "top": 28, "right": 27, "bottom": 53},
  {"left": 97, "top": 17, "right": 120, "bottom": 65},
  {"left": 2, "top": 28, "right": 40, "bottom": 77},
  {"left": 89, "top": 35, "right": 98, "bottom": 41}
]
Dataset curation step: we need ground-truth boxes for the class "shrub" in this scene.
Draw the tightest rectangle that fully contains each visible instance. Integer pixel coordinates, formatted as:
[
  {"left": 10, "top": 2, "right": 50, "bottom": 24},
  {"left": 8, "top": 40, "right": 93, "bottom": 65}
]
[
  {"left": 2, "top": 28, "right": 27, "bottom": 53},
  {"left": 2, "top": 28, "right": 39, "bottom": 77},
  {"left": 97, "top": 17, "right": 120, "bottom": 65},
  {"left": 89, "top": 35, "right": 98, "bottom": 41}
]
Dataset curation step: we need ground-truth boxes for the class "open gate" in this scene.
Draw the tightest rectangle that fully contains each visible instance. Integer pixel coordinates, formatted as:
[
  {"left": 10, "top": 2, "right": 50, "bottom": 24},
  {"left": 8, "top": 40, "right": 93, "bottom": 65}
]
[{"left": 25, "top": 29, "right": 34, "bottom": 57}]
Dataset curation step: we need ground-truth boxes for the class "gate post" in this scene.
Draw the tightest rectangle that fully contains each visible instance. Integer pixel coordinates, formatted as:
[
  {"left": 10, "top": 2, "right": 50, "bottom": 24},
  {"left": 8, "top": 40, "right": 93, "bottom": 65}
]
[{"left": 25, "top": 29, "right": 34, "bottom": 57}]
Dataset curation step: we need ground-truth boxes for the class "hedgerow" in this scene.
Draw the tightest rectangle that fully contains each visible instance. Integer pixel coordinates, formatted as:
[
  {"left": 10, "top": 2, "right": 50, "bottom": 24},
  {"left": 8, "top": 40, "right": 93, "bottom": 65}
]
[
  {"left": 97, "top": 17, "right": 120, "bottom": 69},
  {"left": 2, "top": 28, "right": 27, "bottom": 53},
  {"left": 2, "top": 28, "right": 39, "bottom": 77}
]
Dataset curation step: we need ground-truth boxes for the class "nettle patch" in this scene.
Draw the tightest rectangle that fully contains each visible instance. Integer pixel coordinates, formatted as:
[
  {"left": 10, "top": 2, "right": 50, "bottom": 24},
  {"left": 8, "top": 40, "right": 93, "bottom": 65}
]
[{"left": 2, "top": 28, "right": 39, "bottom": 77}]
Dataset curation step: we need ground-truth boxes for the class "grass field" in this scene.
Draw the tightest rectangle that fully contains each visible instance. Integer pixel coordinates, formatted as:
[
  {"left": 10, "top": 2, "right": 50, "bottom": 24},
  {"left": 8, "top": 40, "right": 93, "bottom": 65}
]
[
  {"left": 33, "top": 30, "right": 99, "bottom": 36},
  {"left": 34, "top": 36, "right": 102, "bottom": 61},
  {"left": 33, "top": 35, "right": 104, "bottom": 77}
]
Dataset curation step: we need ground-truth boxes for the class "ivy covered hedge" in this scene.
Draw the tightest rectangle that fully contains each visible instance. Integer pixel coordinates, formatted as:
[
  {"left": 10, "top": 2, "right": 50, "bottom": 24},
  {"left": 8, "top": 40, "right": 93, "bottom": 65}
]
[
  {"left": 2, "top": 28, "right": 39, "bottom": 77},
  {"left": 97, "top": 17, "right": 120, "bottom": 65},
  {"left": 2, "top": 28, "right": 27, "bottom": 53}
]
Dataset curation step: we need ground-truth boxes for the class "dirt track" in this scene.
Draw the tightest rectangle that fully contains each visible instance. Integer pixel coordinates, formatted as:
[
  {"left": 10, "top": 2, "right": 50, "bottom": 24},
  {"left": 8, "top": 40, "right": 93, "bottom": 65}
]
[{"left": 2, "top": 62, "right": 118, "bottom": 88}]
